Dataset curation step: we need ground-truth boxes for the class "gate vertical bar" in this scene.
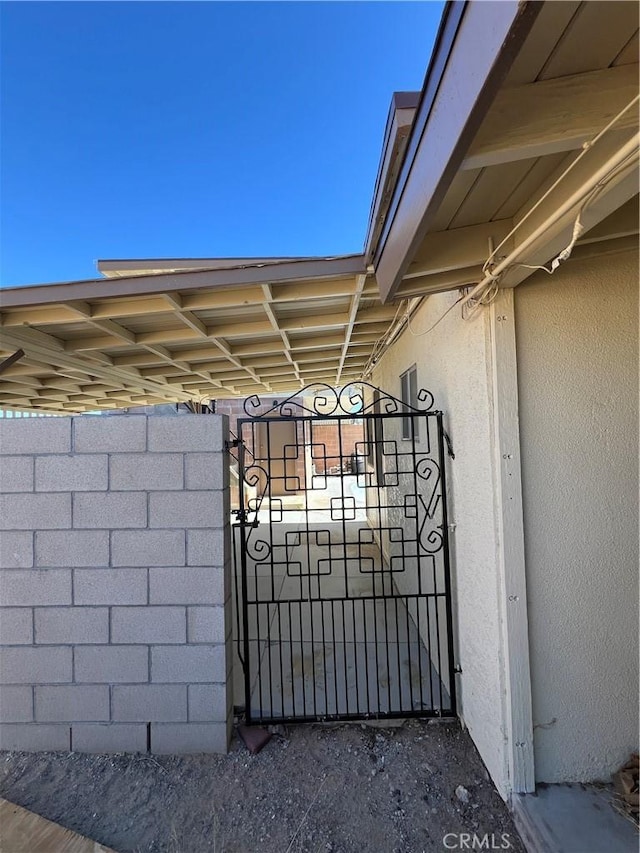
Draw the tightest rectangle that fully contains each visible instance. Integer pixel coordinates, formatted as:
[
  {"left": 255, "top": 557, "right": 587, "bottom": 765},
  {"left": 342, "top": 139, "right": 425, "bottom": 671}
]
[
  {"left": 237, "top": 425, "right": 253, "bottom": 722},
  {"left": 437, "top": 411, "right": 457, "bottom": 714}
]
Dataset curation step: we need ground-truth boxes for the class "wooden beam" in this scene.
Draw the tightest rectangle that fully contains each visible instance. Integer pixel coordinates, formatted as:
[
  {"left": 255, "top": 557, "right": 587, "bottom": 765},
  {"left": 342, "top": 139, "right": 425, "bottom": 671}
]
[
  {"left": 406, "top": 219, "right": 514, "bottom": 278},
  {"left": 205, "top": 319, "right": 279, "bottom": 339},
  {"left": 1, "top": 307, "right": 81, "bottom": 326},
  {"left": 489, "top": 289, "right": 535, "bottom": 793},
  {"left": 67, "top": 303, "right": 137, "bottom": 344},
  {"left": 270, "top": 278, "right": 359, "bottom": 303},
  {"left": 288, "top": 334, "right": 345, "bottom": 352},
  {"left": 395, "top": 266, "right": 485, "bottom": 299},
  {"left": 0, "top": 361, "right": 53, "bottom": 378},
  {"left": 135, "top": 328, "right": 201, "bottom": 346},
  {"left": 336, "top": 273, "right": 366, "bottom": 385},
  {"left": 0, "top": 349, "right": 25, "bottom": 374},
  {"left": 175, "top": 310, "right": 208, "bottom": 338},
  {"left": 500, "top": 130, "right": 640, "bottom": 287},
  {"left": 66, "top": 335, "right": 124, "bottom": 352},
  {"left": 204, "top": 341, "right": 281, "bottom": 359},
  {"left": 465, "top": 64, "right": 639, "bottom": 170},
  {"left": 576, "top": 195, "right": 638, "bottom": 245}
]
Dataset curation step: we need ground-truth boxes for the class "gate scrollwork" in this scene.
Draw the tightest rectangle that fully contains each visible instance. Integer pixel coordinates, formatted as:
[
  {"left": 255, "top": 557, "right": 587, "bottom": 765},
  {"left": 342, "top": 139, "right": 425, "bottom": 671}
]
[{"left": 242, "top": 381, "right": 436, "bottom": 419}]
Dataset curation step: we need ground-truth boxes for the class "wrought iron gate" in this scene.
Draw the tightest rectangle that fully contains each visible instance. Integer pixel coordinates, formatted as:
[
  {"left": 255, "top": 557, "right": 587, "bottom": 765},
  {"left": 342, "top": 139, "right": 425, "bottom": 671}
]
[{"left": 232, "top": 383, "right": 456, "bottom": 724}]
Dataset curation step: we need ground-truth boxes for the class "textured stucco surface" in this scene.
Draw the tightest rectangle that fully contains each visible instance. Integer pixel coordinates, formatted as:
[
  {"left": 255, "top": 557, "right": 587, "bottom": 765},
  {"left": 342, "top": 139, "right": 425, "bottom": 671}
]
[
  {"left": 515, "top": 249, "right": 639, "bottom": 783},
  {"left": 372, "top": 292, "right": 509, "bottom": 797}
]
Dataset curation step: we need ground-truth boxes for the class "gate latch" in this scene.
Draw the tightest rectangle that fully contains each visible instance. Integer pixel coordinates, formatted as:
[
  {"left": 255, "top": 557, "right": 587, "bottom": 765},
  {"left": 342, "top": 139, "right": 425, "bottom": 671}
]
[{"left": 233, "top": 508, "right": 259, "bottom": 528}]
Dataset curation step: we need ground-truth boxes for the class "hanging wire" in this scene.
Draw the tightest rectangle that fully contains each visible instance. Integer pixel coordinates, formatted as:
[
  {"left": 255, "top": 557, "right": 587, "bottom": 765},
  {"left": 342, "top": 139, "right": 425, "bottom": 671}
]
[{"left": 482, "top": 94, "right": 640, "bottom": 277}]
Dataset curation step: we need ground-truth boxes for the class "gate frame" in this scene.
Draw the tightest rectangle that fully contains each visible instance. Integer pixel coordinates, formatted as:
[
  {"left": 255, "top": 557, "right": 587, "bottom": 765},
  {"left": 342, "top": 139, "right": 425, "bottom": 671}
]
[{"left": 232, "top": 382, "right": 458, "bottom": 725}]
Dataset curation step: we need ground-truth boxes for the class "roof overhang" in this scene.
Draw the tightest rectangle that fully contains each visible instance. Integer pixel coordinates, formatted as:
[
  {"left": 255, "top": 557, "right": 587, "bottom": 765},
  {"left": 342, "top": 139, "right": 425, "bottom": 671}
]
[
  {"left": 371, "top": 0, "right": 640, "bottom": 303},
  {"left": 97, "top": 256, "right": 327, "bottom": 278},
  {"left": 0, "top": 255, "right": 395, "bottom": 412}
]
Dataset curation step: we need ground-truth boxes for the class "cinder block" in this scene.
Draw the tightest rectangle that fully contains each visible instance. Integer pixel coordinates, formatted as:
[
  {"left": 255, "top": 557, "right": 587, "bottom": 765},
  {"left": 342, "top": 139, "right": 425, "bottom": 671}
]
[
  {"left": 150, "top": 722, "right": 228, "bottom": 754},
  {"left": 184, "top": 453, "right": 227, "bottom": 490},
  {"left": 1, "top": 569, "right": 71, "bottom": 606},
  {"left": 0, "top": 531, "right": 33, "bottom": 568},
  {"left": 0, "top": 493, "right": 71, "bottom": 530},
  {"left": 187, "top": 606, "right": 226, "bottom": 643},
  {"left": 75, "top": 645, "right": 149, "bottom": 683},
  {"left": 72, "top": 723, "right": 147, "bottom": 753},
  {"left": 0, "top": 456, "right": 34, "bottom": 493},
  {"left": 0, "top": 608, "right": 33, "bottom": 644},
  {"left": 188, "top": 684, "right": 228, "bottom": 722},
  {"left": 112, "top": 684, "right": 187, "bottom": 721},
  {"left": 150, "top": 492, "right": 225, "bottom": 528},
  {"left": 186, "top": 528, "right": 226, "bottom": 566},
  {"left": 74, "top": 569, "right": 148, "bottom": 605},
  {"left": 73, "top": 492, "right": 147, "bottom": 528},
  {"left": 110, "top": 453, "right": 183, "bottom": 491},
  {"left": 35, "top": 530, "right": 109, "bottom": 568},
  {"left": 36, "top": 685, "right": 109, "bottom": 722},
  {"left": 111, "top": 607, "right": 186, "bottom": 644},
  {"left": 0, "top": 723, "right": 70, "bottom": 751},
  {"left": 35, "top": 455, "right": 108, "bottom": 492},
  {"left": 111, "top": 530, "right": 185, "bottom": 567},
  {"left": 148, "top": 416, "right": 224, "bottom": 452},
  {"left": 0, "top": 418, "right": 71, "bottom": 455},
  {"left": 0, "top": 646, "right": 72, "bottom": 684},
  {"left": 149, "top": 567, "right": 224, "bottom": 605},
  {"left": 74, "top": 415, "right": 146, "bottom": 453},
  {"left": 0, "top": 685, "right": 33, "bottom": 722},
  {"left": 151, "top": 646, "right": 226, "bottom": 684},
  {"left": 35, "top": 607, "right": 109, "bottom": 644}
]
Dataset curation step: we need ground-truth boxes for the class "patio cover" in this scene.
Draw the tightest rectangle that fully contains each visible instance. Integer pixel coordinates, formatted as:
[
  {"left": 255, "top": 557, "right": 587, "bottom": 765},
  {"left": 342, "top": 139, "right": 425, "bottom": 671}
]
[{"left": 0, "top": 255, "right": 393, "bottom": 412}]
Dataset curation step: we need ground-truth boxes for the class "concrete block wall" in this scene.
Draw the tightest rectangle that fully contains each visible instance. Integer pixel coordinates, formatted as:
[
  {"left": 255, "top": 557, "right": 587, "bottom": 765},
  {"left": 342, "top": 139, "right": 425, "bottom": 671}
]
[{"left": 0, "top": 414, "right": 232, "bottom": 754}]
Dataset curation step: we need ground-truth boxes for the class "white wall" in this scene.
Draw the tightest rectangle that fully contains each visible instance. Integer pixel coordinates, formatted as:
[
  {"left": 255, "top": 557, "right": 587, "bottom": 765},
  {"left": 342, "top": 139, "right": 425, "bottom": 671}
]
[
  {"left": 372, "top": 292, "right": 511, "bottom": 796},
  {"left": 515, "top": 248, "right": 639, "bottom": 783}
]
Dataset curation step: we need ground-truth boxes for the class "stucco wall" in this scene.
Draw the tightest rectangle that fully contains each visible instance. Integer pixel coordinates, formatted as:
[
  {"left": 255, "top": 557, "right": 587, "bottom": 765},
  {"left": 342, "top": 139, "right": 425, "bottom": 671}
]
[
  {"left": 372, "top": 292, "right": 510, "bottom": 796},
  {"left": 0, "top": 414, "right": 233, "bottom": 754},
  {"left": 515, "top": 248, "right": 639, "bottom": 783}
]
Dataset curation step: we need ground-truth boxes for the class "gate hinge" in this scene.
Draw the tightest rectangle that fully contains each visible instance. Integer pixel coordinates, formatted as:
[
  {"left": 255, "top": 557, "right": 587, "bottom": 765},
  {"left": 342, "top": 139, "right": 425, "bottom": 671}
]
[
  {"left": 225, "top": 438, "right": 241, "bottom": 450},
  {"left": 454, "top": 665, "right": 462, "bottom": 674}
]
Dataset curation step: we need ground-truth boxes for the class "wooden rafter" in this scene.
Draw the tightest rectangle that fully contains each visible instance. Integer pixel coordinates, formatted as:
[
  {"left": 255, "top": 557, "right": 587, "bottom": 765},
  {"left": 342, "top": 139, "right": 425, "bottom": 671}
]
[{"left": 0, "top": 264, "right": 382, "bottom": 411}]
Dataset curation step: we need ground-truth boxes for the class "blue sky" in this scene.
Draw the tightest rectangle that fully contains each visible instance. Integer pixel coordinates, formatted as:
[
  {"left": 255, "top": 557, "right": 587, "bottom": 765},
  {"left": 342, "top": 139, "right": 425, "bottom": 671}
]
[{"left": 1, "top": 1, "right": 443, "bottom": 287}]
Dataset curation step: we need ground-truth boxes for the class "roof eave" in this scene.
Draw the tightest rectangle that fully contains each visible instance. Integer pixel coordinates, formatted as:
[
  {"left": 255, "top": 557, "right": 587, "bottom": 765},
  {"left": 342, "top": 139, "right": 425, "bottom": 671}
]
[
  {"left": 0, "top": 255, "right": 368, "bottom": 309},
  {"left": 96, "top": 255, "right": 350, "bottom": 278},
  {"left": 373, "top": 0, "right": 543, "bottom": 303}
]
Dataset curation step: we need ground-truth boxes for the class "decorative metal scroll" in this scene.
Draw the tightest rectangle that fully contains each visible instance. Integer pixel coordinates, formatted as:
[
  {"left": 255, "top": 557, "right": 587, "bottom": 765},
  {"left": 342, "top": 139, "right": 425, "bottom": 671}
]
[{"left": 242, "top": 381, "right": 436, "bottom": 419}]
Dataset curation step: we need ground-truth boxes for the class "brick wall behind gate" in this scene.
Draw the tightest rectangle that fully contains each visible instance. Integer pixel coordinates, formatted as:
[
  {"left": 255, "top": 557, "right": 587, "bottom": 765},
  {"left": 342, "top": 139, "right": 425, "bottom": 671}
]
[
  {"left": 0, "top": 414, "right": 233, "bottom": 754},
  {"left": 309, "top": 422, "right": 364, "bottom": 474}
]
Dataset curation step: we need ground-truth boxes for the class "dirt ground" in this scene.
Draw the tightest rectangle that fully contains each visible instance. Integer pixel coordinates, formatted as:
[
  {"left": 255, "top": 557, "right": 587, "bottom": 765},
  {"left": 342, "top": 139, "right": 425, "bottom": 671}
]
[{"left": 0, "top": 719, "right": 524, "bottom": 853}]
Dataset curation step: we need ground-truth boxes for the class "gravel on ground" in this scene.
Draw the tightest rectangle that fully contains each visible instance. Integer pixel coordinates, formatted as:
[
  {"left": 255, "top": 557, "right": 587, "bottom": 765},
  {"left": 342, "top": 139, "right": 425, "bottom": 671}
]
[{"left": 0, "top": 719, "right": 524, "bottom": 853}]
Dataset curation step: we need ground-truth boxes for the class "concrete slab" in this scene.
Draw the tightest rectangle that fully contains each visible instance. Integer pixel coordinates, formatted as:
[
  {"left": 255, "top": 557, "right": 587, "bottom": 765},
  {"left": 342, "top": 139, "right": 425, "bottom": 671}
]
[
  {"left": 512, "top": 784, "right": 638, "bottom": 853},
  {"left": 250, "top": 639, "right": 446, "bottom": 719}
]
